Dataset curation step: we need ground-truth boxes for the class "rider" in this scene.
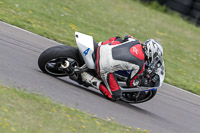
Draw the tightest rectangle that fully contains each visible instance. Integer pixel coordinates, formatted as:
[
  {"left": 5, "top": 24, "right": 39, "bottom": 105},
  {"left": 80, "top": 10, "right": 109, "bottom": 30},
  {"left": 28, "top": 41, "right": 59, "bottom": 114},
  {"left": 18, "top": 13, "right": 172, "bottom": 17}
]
[{"left": 81, "top": 35, "right": 164, "bottom": 101}]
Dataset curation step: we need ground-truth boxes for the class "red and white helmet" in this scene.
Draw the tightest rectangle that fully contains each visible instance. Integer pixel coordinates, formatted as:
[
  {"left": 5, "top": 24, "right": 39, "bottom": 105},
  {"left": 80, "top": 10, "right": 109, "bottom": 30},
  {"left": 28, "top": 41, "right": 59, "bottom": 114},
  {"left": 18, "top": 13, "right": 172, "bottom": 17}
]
[{"left": 144, "top": 39, "right": 163, "bottom": 64}]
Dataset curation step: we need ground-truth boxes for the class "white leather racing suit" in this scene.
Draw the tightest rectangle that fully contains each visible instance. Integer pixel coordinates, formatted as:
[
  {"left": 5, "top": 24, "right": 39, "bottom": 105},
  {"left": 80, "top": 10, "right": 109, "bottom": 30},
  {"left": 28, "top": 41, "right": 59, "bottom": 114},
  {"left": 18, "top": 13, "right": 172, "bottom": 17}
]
[{"left": 95, "top": 36, "right": 145, "bottom": 99}]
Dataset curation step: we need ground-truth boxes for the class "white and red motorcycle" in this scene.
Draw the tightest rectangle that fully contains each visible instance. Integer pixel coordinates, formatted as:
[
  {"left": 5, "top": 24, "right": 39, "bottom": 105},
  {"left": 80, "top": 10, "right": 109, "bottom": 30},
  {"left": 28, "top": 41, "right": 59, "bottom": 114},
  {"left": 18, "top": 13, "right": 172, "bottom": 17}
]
[{"left": 38, "top": 32, "right": 165, "bottom": 103}]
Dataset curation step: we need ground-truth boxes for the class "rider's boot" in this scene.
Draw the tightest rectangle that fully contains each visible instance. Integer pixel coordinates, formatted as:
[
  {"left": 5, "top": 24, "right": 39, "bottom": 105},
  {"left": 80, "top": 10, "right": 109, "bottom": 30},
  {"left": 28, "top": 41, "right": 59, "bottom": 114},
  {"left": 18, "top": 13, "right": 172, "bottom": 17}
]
[
  {"left": 81, "top": 72, "right": 101, "bottom": 89},
  {"left": 99, "top": 84, "right": 119, "bottom": 101},
  {"left": 81, "top": 72, "right": 119, "bottom": 101}
]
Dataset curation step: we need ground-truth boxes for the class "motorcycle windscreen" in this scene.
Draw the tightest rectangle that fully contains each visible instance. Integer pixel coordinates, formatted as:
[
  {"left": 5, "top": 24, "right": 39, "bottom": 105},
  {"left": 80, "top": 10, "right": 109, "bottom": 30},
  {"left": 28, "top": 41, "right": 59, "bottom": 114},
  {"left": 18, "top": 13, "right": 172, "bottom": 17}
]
[
  {"left": 150, "top": 56, "right": 165, "bottom": 87},
  {"left": 155, "top": 60, "right": 165, "bottom": 87}
]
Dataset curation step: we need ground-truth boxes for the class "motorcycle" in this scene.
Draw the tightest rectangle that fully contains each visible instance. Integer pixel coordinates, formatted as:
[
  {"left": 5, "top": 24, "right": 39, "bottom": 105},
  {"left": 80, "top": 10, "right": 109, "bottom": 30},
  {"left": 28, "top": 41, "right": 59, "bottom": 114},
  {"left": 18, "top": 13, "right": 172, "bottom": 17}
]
[{"left": 38, "top": 32, "right": 165, "bottom": 103}]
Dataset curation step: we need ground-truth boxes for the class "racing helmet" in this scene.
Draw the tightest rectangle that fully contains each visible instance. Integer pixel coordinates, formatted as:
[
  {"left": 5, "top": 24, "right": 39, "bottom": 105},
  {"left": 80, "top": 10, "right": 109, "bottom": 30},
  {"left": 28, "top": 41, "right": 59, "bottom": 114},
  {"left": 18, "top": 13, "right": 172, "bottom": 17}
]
[{"left": 143, "top": 39, "right": 163, "bottom": 64}]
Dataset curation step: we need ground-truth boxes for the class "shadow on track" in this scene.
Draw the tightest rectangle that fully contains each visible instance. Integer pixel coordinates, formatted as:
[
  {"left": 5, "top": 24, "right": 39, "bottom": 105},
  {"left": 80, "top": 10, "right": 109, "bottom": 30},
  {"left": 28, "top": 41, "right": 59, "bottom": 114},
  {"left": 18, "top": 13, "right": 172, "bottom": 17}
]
[
  {"left": 46, "top": 74, "right": 167, "bottom": 121},
  {"left": 36, "top": 70, "right": 169, "bottom": 122},
  {"left": 54, "top": 76, "right": 105, "bottom": 98}
]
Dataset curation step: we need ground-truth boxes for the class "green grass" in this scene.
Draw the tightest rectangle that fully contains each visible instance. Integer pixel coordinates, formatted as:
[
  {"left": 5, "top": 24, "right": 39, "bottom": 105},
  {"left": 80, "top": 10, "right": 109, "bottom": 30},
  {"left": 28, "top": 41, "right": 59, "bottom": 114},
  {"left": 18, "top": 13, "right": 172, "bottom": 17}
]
[
  {"left": 0, "top": 84, "right": 148, "bottom": 133},
  {"left": 0, "top": 0, "right": 200, "bottom": 95}
]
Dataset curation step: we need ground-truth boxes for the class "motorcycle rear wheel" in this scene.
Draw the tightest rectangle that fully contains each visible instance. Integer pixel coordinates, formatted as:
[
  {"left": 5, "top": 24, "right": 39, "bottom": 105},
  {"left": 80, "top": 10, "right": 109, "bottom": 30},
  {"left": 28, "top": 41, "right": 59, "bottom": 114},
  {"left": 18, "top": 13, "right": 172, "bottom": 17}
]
[{"left": 38, "top": 45, "right": 82, "bottom": 77}]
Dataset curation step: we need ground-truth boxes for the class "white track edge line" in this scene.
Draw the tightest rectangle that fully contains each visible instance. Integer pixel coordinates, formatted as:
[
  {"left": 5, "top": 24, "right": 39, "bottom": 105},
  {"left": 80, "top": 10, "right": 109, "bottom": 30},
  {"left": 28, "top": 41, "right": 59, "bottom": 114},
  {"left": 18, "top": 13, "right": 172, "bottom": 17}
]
[
  {"left": 0, "top": 21, "right": 61, "bottom": 45},
  {"left": 164, "top": 83, "right": 200, "bottom": 98}
]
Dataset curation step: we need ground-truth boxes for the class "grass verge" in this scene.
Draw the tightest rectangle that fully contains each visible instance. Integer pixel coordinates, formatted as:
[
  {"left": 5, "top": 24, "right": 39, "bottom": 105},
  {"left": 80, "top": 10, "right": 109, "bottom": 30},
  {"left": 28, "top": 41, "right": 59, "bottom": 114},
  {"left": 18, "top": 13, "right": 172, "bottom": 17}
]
[
  {"left": 0, "top": 0, "right": 199, "bottom": 94},
  {"left": 0, "top": 84, "right": 148, "bottom": 133}
]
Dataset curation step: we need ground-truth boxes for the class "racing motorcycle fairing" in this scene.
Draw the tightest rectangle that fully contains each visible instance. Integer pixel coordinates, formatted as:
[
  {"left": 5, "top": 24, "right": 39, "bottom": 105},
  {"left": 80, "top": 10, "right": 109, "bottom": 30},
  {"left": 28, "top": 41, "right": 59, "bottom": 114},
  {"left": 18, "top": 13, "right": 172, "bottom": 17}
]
[{"left": 75, "top": 32, "right": 95, "bottom": 69}]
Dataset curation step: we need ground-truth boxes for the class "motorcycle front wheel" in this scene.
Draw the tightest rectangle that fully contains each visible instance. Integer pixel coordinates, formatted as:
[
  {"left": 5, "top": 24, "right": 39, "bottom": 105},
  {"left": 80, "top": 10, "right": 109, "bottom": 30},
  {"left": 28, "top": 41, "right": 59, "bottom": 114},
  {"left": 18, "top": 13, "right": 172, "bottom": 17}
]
[{"left": 120, "top": 89, "right": 157, "bottom": 104}]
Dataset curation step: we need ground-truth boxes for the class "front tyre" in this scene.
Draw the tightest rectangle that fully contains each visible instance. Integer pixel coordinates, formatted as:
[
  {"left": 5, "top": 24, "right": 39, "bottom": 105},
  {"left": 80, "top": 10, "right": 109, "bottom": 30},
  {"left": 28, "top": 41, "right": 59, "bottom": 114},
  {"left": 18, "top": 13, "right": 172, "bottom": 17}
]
[
  {"left": 38, "top": 45, "right": 82, "bottom": 77},
  {"left": 120, "top": 89, "right": 157, "bottom": 104}
]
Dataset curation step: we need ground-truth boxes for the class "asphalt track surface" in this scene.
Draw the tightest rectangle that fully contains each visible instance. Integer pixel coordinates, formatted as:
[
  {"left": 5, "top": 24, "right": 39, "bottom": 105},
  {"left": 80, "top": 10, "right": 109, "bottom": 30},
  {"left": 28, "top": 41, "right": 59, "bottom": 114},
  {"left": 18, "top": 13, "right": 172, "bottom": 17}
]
[{"left": 0, "top": 21, "right": 200, "bottom": 133}]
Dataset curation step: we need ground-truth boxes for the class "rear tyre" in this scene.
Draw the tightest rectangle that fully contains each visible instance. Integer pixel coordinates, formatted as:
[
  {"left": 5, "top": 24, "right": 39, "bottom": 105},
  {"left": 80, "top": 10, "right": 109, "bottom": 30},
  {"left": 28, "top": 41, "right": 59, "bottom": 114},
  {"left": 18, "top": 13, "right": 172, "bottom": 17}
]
[
  {"left": 38, "top": 45, "right": 82, "bottom": 77},
  {"left": 190, "top": 9, "right": 200, "bottom": 26},
  {"left": 172, "top": 0, "right": 193, "bottom": 6},
  {"left": 190, "top": 10, "right": 200, "bottom": 18},
  {"left": 193, "top": 2, "right": 200, "bottom": 11},
  {"left": 166, "top": 0, "right": 192, "bottom": 15}
]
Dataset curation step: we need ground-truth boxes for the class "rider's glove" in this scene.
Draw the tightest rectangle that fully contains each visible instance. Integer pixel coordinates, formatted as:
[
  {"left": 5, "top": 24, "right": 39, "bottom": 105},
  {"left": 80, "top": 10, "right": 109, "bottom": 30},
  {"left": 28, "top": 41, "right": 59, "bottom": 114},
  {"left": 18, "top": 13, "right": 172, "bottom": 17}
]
[
  {"left": 152, "top": 74, "right": 159, "bottom": 83},
  {"left": 132, "top": 79, "right": 140, "bottom": 86},
  {"left": 132, "top": 78, "right": 148, "bottom": 87}
]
